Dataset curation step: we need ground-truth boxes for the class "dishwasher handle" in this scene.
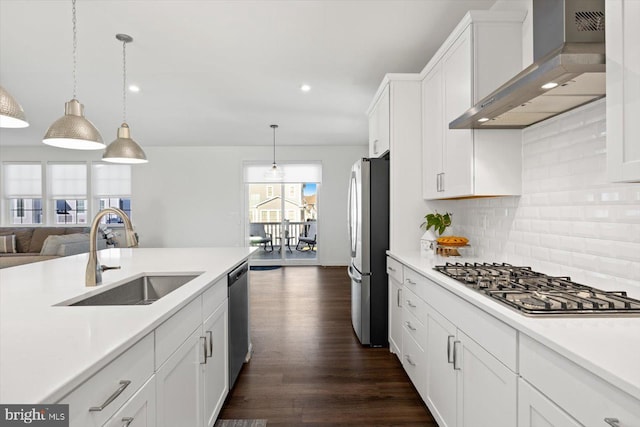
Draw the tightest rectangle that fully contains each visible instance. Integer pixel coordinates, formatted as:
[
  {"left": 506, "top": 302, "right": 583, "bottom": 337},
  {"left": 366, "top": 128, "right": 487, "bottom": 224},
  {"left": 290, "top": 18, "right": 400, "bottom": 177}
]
[{"left": 228, "top": 262, "right": 249, "bottom": 285}]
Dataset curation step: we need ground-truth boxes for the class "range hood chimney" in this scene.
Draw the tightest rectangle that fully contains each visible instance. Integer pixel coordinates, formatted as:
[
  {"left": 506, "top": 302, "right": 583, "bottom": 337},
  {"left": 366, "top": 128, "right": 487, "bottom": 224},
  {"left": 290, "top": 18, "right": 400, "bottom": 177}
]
[{"left": 450, "top": 0, "right": 605, "bottom": 129}]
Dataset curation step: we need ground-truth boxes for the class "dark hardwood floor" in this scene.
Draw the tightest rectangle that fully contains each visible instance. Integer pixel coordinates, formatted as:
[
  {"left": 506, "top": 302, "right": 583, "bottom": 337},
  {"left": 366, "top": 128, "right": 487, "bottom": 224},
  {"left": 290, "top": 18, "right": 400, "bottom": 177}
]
[{"left": 218, "top": 266, "right": 437, "bottom": 426}]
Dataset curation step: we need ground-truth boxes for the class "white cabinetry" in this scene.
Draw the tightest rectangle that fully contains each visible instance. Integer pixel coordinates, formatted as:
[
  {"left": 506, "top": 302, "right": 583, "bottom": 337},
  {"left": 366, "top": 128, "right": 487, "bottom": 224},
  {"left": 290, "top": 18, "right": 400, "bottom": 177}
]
[
  {"left": 386, "top": 256, "right": 403, "bottom": 357},
  {"left": 368, "top": 84, "right": 390, "bottom": 158},
  {"left": 606, "top": 0, "right": 640, "bottom": 182},
  {"left": 421, "top": 11, "right": 524, "bottom": 199},
  {"left": 520, "top": 334, "right": 640, "bottom": 427},
  {"left": 103, "top": 376, "right": 156, "bottom": 427},
  {"left": 518, "top": 378, "right": 581, "bottom": 427},
  {"left": 202, "top": 301, "right": 229, "bottom": 427}
]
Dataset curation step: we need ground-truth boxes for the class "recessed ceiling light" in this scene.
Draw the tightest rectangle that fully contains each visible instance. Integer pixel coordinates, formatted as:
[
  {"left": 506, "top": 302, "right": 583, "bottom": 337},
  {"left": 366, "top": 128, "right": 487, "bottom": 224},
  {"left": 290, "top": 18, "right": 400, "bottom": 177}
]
[
  {"left": 128, "top": 84, "right": 140, "bottom": 93},
  {"left": 478, "top": 118, "right": 490, "bottom": 123},
  {"left": 300, "top": 84, "right": 311, "bottom": 92},
  {"left": 541, "top": 82, "right": 558, "bottom": 90}
]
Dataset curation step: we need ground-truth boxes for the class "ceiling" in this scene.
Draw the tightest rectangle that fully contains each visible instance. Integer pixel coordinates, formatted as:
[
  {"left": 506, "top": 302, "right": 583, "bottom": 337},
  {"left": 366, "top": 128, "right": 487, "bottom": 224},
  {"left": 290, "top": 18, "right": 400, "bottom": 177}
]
[{"left": 0, "top": 0, "right": 497, "bottom": 148}]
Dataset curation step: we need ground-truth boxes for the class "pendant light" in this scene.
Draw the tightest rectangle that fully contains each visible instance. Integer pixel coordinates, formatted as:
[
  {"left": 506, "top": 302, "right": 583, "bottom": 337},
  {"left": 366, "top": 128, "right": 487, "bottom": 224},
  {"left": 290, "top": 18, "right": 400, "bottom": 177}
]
[
  {"left": 0, "top": 85, "right": 29, "bottom": 128},
  {"left": 102, "top": 34, "right": 148, "bottom": 164},
  {"left": 43, "top": 0, "right": 104, "bottom": 150},
  {"left": 264, "top": 124, "right": 284, "bottom": 181}
]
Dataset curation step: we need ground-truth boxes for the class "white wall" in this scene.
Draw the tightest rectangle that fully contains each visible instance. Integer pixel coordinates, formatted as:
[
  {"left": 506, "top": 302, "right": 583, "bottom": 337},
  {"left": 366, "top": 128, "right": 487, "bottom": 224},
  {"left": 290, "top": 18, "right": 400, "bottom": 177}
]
[
  {"left": 435, "top": 100, "right": 640, "bottom": 298},
  {"left": 0, "top": 144, "right": 366, "bottom": 266}
]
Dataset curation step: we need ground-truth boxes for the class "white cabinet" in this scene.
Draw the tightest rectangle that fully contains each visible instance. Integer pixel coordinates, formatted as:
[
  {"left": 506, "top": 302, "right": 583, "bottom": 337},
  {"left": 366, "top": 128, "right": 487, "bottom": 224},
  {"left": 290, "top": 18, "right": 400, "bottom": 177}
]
[
  {"left": 103, "top": 376, "right": 157, "bottom": 427},
  {"left": 421, "top": 11, "right": 524, "bottom": 199},
  {"left": 387, "top": 256, "right": 403, "bottom": 357},
  {"left": 520, "top": 334, "right": 640, "bottom": 427},
  {"left": 59, "top": 333, "right": 155, "bottom": 427},
  {"left": 518, "top": 378, "right": 581, "bottom": 427},
  {"left": 202, "top": 301, "right": 229, "bottom": 427},
  {"left": 368, "top": 84, "right": 390, "bottom": 158},
  {"left": 606, "top": 0, "right": 640, "bottom": 182}
]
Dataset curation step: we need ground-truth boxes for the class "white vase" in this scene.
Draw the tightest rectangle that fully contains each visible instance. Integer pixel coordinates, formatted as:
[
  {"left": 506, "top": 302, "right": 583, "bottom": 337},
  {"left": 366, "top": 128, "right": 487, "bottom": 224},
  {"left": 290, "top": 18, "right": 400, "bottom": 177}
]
[{"left": 420, "top": 230, "right": 437, "bottom": 257}]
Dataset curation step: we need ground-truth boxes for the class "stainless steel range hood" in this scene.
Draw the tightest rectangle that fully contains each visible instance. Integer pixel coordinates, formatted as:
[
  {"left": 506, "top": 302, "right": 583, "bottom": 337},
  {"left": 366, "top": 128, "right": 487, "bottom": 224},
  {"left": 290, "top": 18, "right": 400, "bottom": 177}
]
[{"left": 450, "top": 0, "right": 605, "bottom": 130}]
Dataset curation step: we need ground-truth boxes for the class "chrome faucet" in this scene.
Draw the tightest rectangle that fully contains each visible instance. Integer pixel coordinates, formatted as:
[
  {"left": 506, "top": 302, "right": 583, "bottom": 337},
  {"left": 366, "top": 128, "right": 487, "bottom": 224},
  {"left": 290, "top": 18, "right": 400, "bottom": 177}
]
[{"left": 86, "top": 207, "right": 138, "bottom": 287}]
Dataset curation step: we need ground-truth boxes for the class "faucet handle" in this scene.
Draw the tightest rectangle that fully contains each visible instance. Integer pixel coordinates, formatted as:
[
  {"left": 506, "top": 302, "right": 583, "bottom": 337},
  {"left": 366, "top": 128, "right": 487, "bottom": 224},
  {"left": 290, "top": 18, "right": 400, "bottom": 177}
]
[{"left": 100, "top": 265, "right": 121, "bottom": 272}]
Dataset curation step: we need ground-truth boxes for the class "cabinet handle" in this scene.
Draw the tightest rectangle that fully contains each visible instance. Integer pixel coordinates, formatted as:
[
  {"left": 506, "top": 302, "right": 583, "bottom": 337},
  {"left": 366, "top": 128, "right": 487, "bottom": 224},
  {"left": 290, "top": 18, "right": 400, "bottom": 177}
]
[
  {"left": 441, "top": 173, "right": 445, "bottom": 192},
  {"left": 406, "top": 279, "right": 416, "bottom": 285},
  {"left": 406, "top": 300, "right": 417, "bottom": 308},
  {"left": 388, "top": 266, "right": 396, "bottom": 272},
  {"left": 207, "top": 330, "right": 213, "bottom": 358},
  {"left": 436, "top": 173, "right": 440, "bottom": 192},
  {"left": 122, "top": 417, "right": 134, "bottom": 427},
  {"left": 397, "top": 288, "right": 402, "bottom": 308},
  {"left": 447, "top": 335, "right": 455, "bottom": 364},
  {"left": 373, "top": 139, "right": 378, "bottom": 154},
  {"left": 604, "top": 418, "right": 620, "bottom": 427},
  {"left": 405, "top": 355, "right": 416, "bottom": 366},
  {"left": 453, "top": 340, "right": 461, "bottom": 371},
  {"left": 88, "top": 380, "right": 131, "bottom": 412},
  {"left": 405, "top": 321, "right": 416, "bottom": 331},
  {"left": 200, "top": 336, "right": 208, "bottom": 364}
]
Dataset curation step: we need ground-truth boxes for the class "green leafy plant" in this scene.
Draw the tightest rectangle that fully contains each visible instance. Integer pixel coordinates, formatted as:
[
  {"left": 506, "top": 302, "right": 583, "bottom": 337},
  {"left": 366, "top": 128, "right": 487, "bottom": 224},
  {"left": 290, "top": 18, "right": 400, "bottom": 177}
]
[{"left": 421, "top": 211, "right": 452, "bottom": 236}]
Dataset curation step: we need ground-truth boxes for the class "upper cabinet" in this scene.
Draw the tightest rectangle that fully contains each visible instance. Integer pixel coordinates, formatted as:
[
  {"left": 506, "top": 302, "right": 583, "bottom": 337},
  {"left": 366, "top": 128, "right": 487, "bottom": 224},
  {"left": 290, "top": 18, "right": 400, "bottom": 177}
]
[
  {"left": 422, "top": 11, "right": 525, "bottom": 200},
  {"left": 368, "top": 84, "right": 390, "bottom": 158},
  {"left": 607, "top": 0, "right": 640, "bottom": 183}
]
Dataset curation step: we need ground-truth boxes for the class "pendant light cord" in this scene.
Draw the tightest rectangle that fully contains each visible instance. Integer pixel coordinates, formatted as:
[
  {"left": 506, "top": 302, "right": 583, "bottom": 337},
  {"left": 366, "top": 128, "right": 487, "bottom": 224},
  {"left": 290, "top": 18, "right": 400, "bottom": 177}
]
[
  {"left": 273, "top": 126, "right": 276, "bottom": 165},
  {"left": 72, "top": 0, "right": 77, "bottom": 99},
  {"left": 122, "top": 39, "right": 127, "bottom": 123}
]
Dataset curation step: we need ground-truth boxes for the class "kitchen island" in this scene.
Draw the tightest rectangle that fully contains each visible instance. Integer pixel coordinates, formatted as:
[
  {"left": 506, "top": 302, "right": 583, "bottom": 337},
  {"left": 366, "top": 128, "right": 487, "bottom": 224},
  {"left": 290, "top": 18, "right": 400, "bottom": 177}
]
[
  {"left": 388, "top": 250, "right": 640, "bottom": 427},
  {"left": 0, "top": 247, "right": 255, "bottom": 425}
]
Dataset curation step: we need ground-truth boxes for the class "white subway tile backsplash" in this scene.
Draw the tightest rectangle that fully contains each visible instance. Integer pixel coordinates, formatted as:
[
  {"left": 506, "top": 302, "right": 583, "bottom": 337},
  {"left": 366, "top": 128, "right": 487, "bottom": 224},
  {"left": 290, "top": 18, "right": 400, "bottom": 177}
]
[{"left": 448, "top": 99, "right": 640, "bottom": 294}]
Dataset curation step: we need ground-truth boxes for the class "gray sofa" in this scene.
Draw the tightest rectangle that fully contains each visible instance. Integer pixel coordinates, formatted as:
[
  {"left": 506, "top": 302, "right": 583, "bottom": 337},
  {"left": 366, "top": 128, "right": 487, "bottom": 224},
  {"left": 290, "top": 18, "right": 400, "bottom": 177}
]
[{"left": 0, "top": 227, "right": 107, "bottom": 269}]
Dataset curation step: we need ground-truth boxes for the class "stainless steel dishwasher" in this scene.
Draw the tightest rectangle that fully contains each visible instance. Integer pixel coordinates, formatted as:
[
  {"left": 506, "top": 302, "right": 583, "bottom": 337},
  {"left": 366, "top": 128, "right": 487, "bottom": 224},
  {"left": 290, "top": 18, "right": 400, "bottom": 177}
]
[{"left": 228, "top": 261, "right": 249, "bottom": 389}]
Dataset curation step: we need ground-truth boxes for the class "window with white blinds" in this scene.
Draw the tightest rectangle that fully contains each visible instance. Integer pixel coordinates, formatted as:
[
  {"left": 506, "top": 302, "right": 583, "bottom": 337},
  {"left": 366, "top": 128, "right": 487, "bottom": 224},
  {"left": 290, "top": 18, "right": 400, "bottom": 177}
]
[
  {"left": 3, "top": 163, "right": 42, "bottom": 197},
  {"left": 92, "top": 163, "right": 131, "bottom": 196},
  {"left": 48, "top": 163, "right": 87, "bottom": 198},
  {"left": 243, "top": 162, "right": 322, "bottom": 184}
]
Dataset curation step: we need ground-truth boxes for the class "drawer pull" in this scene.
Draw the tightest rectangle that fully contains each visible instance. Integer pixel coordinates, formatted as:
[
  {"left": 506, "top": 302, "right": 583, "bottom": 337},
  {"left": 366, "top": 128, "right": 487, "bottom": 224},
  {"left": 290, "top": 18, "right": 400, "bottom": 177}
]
[
  {"left": 447, "top": 335, "right": 455, "bottom": 364},
  {"left": 122, "top": 417, "right": 134, "bottom": 427},
  {"left": 397, "top": 288, "right": 402, "bottom": 308},
  {"left": 406, "top": 279, "right": 416, "bottom": 285},
  {"left": 200, "top": 336, "right": 208, "bottom": 364},
  {"left": 89, "top": 380, "right": 131, "bottom": 412},
  {"left": 207, "top": 330, "right": 213, "bottom": 357},
  {"left": 388, "top": 266, "right": 396, "bottom": 272},
  {"left": 406, "top": 300, "right": 417, "bottom": 308},
  {"left": 405, "top": 355, "right": 416, "bottom": 366},
  {"left": 453, "top": 341, "right": 461, "bottom": 371},
  {"left": 405, "top": 321, "right": 416, "bottom": 331},
  {"left": 604, "top": 418, "right": 620, "bottom": 427}
]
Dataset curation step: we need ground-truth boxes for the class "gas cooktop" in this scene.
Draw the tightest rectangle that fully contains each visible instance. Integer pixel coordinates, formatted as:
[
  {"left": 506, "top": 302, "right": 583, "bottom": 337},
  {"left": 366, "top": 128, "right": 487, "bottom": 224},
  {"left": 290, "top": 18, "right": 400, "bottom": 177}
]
[{"left": 434, "top": 262, "right": 640, "bottom": 317}]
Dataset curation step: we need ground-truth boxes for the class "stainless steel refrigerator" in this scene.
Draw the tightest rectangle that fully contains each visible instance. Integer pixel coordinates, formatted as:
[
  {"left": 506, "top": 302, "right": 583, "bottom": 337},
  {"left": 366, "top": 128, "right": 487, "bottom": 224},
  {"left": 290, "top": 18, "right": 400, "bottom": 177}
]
[{"left": 347, "top": 156, "right": 389, "bottom": 346}]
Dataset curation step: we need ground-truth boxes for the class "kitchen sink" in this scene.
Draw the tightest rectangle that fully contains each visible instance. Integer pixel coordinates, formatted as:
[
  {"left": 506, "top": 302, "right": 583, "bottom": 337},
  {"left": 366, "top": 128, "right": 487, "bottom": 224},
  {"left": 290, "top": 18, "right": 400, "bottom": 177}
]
[{"left": 67, "top": 274, "right": 201, "bottom": 306}]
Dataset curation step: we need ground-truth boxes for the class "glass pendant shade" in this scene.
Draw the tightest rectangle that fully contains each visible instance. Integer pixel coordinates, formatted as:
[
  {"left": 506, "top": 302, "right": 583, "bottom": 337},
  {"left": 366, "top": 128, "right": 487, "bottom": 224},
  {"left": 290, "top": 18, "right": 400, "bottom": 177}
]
[
  {"left": 43, "top": 99, "right": 104, "bottom": 149},
  {"left": 0, "top": 85, "right": 29, "bottom": 128},
  {"left": 102, "top": 123, "right": 148, "bottom": 164}
]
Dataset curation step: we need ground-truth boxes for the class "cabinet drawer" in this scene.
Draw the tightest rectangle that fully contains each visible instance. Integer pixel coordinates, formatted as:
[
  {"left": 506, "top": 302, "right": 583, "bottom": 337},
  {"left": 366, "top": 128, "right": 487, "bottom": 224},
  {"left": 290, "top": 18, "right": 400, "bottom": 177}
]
[
  {"left": 402, "top": 286, "right": 427, "bottom": 325},
  {"left": 520, "top": 334, "right": 640, "bottom": 427},
  {"left": 402, "top": 306, "right": 426, "bottom": 350},
  {"left": 59, "top": 333, "right": 154, "bottom": 427},
  {"left": 403, "top": 267, "right": 429, "bottom": 302},
  {"left": 386, "top": 257, "right": 403, "bottom": 283},
  {"left": 402, "top": 327, "right": 426, "bottom": 400},
  {"left": 103, "top": 375, "right": 156, "bottom": 427},
  {"left": 518, "top": 378, "right": 581, "bottom": 427},
  {"left": 202, "top": 277, "right": 227, "bottom": 321},
  {"left": 155, "top": 296, "right": 202, "bottom": 369}
]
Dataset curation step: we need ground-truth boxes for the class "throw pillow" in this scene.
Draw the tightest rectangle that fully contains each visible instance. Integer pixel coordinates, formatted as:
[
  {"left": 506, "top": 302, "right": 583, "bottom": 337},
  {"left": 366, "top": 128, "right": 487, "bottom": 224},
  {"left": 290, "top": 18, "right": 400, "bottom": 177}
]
[
  {"left": 0, "top": 235, "right": 17, "bottom": 254},
  {"left": 40, "top": 233, "right": 90, "bottom": 256}
]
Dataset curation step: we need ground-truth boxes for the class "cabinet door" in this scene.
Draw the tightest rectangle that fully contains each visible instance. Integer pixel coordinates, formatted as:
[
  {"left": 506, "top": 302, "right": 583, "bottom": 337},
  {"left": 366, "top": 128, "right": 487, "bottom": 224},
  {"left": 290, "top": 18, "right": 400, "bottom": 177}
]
[
  {"left": 442, "top": 27, "right": 473, "bottom": 198},
  {"left": 388, "top": 277, "right": 403, "bottom": 357},
  {"left": 607, "top": 0, "right": 640, "bottom": 182},
  {"left": 425, "top": 307, "right": 457, "bottom": 427},
  {"left": 422, "top": 64, "right": 444, "bottom": 199},
  {"left": 103, "top": 376, "right": 156, "bottom": 427},
  {"left": 203, "top": 301, "right": 229, "bottom": 427},
  {"left": 518, "top": 378, "right": 582, "bottom": 427},
  {"left": 456, "top": 330, "right": 517, "bottom": 427},
  {"left": 156, "top": 327, "right": 205, "bottom": 427},
  {"left": 369, "top": 85, "right": 390, "bottom": 157}
]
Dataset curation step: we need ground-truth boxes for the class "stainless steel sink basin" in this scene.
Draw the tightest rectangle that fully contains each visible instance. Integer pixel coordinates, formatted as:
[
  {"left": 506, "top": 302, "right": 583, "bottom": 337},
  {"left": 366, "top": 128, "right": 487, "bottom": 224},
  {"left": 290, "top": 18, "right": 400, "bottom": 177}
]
[{"left": 68, "top": 274, "right": 200, "bottom": 306}]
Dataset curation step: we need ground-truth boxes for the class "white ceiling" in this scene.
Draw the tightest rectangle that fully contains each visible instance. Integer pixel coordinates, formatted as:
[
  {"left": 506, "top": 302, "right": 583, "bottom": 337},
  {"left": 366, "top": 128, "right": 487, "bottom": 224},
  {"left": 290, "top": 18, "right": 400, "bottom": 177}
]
[{"left": 0, "top": 0, "right": 496, "bottom": 148}]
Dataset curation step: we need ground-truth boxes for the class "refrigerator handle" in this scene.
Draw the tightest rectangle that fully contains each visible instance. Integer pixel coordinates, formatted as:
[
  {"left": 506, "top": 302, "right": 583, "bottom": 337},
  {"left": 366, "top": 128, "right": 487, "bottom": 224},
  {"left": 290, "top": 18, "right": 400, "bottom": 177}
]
[
  {"left": 347, "top": 264, "right": 362, "bottom": 284},
  {"left": 348, "top": 171, "right": 358, "bottom": 258}
]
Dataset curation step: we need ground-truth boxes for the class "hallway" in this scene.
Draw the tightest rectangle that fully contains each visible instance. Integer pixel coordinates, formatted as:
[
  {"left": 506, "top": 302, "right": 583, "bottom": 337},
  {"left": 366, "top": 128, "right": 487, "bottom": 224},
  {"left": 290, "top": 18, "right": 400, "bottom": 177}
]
[{"left": 218, "top": 266, "right": 436, "bottom": 426}]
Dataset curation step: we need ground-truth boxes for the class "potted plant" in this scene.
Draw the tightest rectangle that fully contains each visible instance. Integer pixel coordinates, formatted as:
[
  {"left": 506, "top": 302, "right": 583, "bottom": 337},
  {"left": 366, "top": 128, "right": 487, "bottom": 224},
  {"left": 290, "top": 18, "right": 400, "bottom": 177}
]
[
  {"left": 420, "top": 211, "right": 468, "bottom": 256},
  {"left": 421, "top": 211, "right": 452, "bottom": 236}
]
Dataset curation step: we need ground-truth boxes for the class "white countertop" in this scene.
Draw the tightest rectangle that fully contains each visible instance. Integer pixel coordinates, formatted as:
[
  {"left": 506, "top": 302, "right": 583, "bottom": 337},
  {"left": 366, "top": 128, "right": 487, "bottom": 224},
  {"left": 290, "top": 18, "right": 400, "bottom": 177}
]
[
  {"left": 0, "top": 247, "right": 255, "bottom": 404},
  {"left": 388, "top": 250, "right": 640, "bottom": 402}
]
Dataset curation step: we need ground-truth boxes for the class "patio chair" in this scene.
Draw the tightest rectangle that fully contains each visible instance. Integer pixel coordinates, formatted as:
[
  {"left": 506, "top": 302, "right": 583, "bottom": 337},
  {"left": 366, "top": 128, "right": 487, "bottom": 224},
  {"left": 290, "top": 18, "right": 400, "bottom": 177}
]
[
  {"left": 250, "top": 223, "right": 273, "bottom": 252},
  {"left": 296, "top": 221, "right": 317, "bottom": 251}
]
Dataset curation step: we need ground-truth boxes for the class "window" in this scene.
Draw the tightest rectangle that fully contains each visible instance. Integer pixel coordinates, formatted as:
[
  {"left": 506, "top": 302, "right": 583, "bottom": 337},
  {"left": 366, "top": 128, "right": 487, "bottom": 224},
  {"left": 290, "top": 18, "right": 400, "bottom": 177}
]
[
  {"left": 49, "top": 163, "right": 87, "bottom": 225},
  {"left": 93, "top": 163, "right": 132, "bottom": 224},
  {"left": 3, "top": 163, "right": 43, "bottom": 224},
  {"left": 266, "top": 186, "right": 274, "bottom": 198},
  {"left": 288, "top": 185, "right": 296, "bottom": 198}
]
